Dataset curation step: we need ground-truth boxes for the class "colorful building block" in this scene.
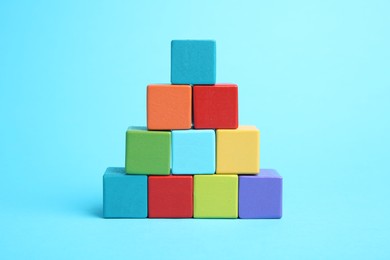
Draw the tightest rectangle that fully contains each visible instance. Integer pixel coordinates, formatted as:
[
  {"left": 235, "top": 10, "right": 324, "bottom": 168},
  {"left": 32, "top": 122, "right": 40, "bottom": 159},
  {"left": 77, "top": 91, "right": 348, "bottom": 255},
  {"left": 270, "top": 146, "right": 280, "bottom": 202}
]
[
  {"left": 148, "top": 176, "right": 193, "bottom": 218},
  {"left": 194, "top": 175, "right": 238, "bottom": 218},
  {"left": 193, "top": 84, "right": 238, "bottom": 129},
  {"left": 125, "top": 127, "right": 170, "bottom": 175},
  {"left": 171, "top": 40, "right": 216, "bottom": 84},
  {"left": 147, "top": 84, "right": 192, "bottom": 130},
  {"left": 239, "top": 169, "right": 282, "bottom": 219},
  {"left": 216, "top": 126, "right": 259, "bottom": 174},
  {"left": 103, "top": 167, "right": 147, "bottom": 218},
  {"left": 172, "top": 130, "right": 215, "bottom": 174}
]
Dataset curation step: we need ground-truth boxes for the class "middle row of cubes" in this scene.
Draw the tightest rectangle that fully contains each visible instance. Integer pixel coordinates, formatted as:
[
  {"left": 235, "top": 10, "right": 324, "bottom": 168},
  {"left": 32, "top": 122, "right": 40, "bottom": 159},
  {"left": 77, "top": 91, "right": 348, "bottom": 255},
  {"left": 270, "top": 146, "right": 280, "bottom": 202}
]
[{"left": 125, "top": 126, "right": 260, "bottom": 175}]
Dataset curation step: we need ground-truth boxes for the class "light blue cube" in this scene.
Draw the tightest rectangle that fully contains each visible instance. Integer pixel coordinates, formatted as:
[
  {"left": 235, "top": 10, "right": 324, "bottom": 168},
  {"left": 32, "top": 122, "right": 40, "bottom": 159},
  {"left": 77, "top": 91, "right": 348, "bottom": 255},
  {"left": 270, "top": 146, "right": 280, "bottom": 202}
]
[
  {"left": 172, "top": 130, "right": 215, "bottom": 174},
  {"left": 103, "top": 167, "right": 147, "bottom": 218},
  {"left": 171, "top": 40, "right": 216, "bottom": 84}
]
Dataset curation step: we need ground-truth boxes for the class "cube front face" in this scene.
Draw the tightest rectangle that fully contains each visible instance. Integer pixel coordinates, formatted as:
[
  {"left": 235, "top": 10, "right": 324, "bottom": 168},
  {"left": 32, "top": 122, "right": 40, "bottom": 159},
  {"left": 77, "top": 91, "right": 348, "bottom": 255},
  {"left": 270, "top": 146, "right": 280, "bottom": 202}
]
[
  {"left": 125, "top": 127, "right": 171, "bottom": 175},
  {"left": 239, "top": 169, "right": 282, "bottom": 219},
  {"left": 103, "top": 167, "right": 147, "bottom": 218},
  {"left": 194, "top": 175, "right": 238, "bottom": 218},
  {"left": 193, "top": 84, "right": 238, "bottom": 129},
  {"left": 216, "top": 126, "right": 260, "bottom": 174},
  {"left": 148, "top": 176, "right": 193, "bottom": 218},
  {"left": 172, "top": 130, "right": 215, "bottom": 174},
  {"left": 171, "top": 40, "right": 216, "bottom": 84},
  {"left": 147, "top": 85, "right": 192, "bottom": 130}
]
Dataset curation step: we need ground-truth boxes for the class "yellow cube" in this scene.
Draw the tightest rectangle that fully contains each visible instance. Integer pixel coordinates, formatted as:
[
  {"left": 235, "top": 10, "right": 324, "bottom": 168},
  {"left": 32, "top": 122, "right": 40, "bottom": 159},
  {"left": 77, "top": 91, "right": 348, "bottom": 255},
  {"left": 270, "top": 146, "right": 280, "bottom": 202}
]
[{"left": 216, "top": 126, "right": 260, "bottom": 174}]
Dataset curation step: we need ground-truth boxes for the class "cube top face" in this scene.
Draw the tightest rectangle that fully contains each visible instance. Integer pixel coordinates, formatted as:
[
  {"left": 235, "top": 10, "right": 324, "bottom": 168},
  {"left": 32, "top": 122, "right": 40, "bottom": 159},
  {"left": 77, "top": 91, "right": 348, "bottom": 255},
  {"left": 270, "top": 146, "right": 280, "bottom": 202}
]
[
  {"left": 193, "top": 84, "right": 238, "bottom": 129},
  {"left": 216, "top": 126, "right": 260, "bottom": 174},
  {"left": 148, "top": 176, "right": 193, "bottom": 218},
  {"left": 194, "top": 175, "right": 238, "bottom": 218},
  {"left": 127, "top": 126, "right": 147, "bottom": 131},
  {"left": 172, "top": 130, "right": 215, "bottom": 174},
  {"left": 239, "top": 170, "right": 282, "bottom": 219},
  {"left": 171, "top": 40, "right": 216, "bottom": 84},
  {"left": 125, "top": 127, "right": 171, "bottom": 175},
  {"left": 239, "top": 169, "right": 282, "bottom": 179},
  {"left": 257, "top": 169, "right": 282, "bottom": 178},
  {"left": 104, "top": 167, "right": 127, "bottom": 176},
  {"left": 103, "top": 167, "right": 147, "bottom": 218},
  {"left": 147, "top": 84, "right": 192, "bottom": 130}
]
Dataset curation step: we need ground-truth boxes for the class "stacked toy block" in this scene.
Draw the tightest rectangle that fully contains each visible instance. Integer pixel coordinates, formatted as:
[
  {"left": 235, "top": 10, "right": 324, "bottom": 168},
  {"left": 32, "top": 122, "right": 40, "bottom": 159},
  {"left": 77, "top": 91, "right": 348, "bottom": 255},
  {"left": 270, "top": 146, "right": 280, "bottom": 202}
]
[{"left": 103, "top": 40, "right": 283, "bottom": 219}]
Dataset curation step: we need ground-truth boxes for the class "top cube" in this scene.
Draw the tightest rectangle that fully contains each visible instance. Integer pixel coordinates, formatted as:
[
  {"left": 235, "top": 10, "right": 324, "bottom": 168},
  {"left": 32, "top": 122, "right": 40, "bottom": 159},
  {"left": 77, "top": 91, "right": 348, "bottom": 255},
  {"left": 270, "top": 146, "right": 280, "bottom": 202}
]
[{"left": 171, "top": 40, "right": 216, "bottom": 85}]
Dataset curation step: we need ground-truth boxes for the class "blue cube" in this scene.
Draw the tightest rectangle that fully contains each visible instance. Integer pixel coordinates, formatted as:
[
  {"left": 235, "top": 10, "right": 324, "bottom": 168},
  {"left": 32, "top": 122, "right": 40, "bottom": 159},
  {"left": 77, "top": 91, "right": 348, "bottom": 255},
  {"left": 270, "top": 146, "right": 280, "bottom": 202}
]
[
  {"left": 171, "top": 40, "right": 216, "bottom": 84},
  {"left": 172, "top": 130, "right": 215, "bottom": 174},
  {"left": 103, "top": 167, "right": 147, "bottom": 218},
  {"left": 239, "top": 169, "right": 283, "bottom": 219}
]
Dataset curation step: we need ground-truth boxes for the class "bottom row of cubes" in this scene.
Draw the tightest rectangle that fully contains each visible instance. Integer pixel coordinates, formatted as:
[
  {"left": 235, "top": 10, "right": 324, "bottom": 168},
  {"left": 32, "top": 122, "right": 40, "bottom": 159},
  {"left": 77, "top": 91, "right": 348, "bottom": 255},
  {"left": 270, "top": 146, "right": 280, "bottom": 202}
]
[{"left": 103, "top": 167, "right": 282, "bottom": 219}]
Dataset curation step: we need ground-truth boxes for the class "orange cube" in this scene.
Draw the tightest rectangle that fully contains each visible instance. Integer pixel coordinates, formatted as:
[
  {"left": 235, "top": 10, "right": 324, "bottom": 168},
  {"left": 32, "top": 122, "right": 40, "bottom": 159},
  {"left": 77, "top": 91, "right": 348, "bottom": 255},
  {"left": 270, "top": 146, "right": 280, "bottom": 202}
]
[{"left": 147, "top": 84, "right": 192, "bottom": 130}]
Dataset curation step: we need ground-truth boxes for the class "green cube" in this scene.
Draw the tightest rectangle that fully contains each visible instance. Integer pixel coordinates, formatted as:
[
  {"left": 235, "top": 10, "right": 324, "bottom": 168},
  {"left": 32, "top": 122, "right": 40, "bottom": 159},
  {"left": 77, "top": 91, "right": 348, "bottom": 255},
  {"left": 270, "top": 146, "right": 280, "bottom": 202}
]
[
  {"left": 125, "top": 127, "right": 171, "bottom": 175},
  {"left": 194, "top": 175, "right": 238, "bottom": 218}
]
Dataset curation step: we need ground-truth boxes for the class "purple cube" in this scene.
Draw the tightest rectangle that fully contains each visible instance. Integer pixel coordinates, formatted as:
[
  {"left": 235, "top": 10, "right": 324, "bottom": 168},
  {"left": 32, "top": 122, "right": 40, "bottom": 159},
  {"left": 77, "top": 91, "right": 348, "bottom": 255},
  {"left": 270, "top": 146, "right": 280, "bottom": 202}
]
[{"left": 239, "top": 169, "right": 283, "bottom": 219}]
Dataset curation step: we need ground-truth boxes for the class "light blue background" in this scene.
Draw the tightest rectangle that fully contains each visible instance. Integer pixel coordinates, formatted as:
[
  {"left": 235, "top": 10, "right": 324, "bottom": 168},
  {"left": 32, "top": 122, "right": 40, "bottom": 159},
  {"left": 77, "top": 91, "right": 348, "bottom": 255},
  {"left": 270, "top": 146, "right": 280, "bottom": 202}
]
[{"left": 0, "top": 0, "right": 389, "bottom": 259}]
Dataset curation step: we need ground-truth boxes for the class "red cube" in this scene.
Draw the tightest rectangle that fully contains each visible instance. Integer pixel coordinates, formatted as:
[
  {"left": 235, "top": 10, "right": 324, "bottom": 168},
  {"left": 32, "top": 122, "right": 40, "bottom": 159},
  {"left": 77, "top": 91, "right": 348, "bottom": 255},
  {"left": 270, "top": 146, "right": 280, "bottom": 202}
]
[
  {"left": 193, "top": 84, "right": 238, "bottom": 129},
  {"left": 148, "top": 176, "right": 193, "bottom": 218}
]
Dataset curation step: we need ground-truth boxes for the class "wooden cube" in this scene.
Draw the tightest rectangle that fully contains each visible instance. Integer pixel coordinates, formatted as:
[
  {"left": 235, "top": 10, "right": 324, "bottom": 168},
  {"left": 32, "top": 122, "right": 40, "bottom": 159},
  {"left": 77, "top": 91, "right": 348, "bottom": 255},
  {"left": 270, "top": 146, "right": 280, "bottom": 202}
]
[
  {"left": 194, "top": 175, "right": 238, "bottom": 218},
  {"left": 171, "top": 40, "right": 216, "bottom": 84},
  {"left": 147, "top": 84, "right": 192, "bottom": 130},
  {"left": 239, "top": 169, "right": 282, "bottom": 219},
  {"left": 193, "top": 84, "right": 238, "bottom": 129},
  {"left": 171, "top": 130, "right": 215, "bottom": 174},
  {"left": 216, "top": 126, "right": 259, "bottom": 174},
  {"left": 103, "top": 167, "right": 147, "bottom": 218},
  {"left": 148, "top": 176, "right": 193, "bottom": 218},
  {"left": 125, "top": 127, "right": 170, "bottom": 175}
]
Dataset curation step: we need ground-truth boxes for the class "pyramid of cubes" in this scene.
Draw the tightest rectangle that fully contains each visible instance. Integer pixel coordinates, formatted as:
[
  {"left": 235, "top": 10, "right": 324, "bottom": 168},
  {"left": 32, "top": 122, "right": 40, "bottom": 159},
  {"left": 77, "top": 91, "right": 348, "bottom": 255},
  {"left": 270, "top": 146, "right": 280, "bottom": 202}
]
[{"left": 103, "top": 40, "right": 283, "bottom": 219}]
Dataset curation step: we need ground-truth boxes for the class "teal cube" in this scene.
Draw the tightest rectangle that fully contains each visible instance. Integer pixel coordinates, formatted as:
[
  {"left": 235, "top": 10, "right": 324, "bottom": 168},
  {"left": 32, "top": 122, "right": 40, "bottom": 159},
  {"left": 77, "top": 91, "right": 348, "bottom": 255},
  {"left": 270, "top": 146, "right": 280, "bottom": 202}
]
[
  {"left": 171, "top": 40, "right": 216, "bottom": 84},
  {"left": 103, "top": 167, "right": 147, "bottom": 218},
  {"left": 125, "top": 126, "right": 171, "bottom": 175}
]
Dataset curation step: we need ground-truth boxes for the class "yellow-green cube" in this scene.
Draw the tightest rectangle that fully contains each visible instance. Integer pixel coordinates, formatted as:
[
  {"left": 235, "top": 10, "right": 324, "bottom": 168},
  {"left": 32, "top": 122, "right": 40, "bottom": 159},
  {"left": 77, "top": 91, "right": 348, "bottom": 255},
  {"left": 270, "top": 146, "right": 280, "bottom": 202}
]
[{"left": 194, "top": 175, "right": 238, "bottom": 218}]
